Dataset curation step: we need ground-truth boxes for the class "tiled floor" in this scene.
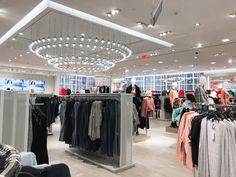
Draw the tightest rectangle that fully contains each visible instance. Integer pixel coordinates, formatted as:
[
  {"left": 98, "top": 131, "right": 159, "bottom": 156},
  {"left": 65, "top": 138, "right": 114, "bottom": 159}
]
[{"left": 48, "top": 118, "right": 192, "bottom": 177}]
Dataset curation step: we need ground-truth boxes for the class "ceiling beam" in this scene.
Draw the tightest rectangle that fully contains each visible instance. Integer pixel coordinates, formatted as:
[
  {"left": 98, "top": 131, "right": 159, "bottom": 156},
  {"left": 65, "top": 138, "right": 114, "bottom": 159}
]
[
  {"left": 0, "top": 0, "right": 48, "bottom": 45},
  {"left": 0, "top": 0, "right": 174, "bottom": 47}
]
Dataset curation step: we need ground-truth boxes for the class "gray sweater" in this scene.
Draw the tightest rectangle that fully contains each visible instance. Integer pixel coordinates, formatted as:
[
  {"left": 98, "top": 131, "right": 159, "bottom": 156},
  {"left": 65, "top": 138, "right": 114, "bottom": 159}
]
[{"left": 88, "top": 101, "right": 103, "bottom": 141}]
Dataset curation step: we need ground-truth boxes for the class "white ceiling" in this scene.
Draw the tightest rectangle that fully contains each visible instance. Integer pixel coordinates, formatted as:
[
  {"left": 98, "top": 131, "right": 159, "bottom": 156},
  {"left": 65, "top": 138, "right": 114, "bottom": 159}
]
[{"left": 0, "top": 0, "right": 236, "bottom": 77}]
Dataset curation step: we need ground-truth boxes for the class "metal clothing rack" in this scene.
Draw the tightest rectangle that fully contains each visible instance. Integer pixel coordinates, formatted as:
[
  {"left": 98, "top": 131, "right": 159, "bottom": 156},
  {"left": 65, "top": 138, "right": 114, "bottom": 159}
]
[
  {"left": 63, "top": 94, "right": 134, "bottom": 173},
  {"left": 191, "top": 102, "right": 236, "bottom": 177}
]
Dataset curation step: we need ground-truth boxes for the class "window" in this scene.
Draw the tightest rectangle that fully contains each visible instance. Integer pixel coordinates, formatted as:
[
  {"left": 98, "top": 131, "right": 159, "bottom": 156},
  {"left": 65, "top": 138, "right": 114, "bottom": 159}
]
[
  {"left": 125, "top": 72, "right": 204, "bottom": 94},
  {"left": 59, "top": 75, "right": 96, "bottom": 94}
]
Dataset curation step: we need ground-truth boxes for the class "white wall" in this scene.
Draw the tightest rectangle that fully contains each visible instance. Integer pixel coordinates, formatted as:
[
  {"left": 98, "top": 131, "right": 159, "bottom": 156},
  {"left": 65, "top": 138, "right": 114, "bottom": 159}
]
[{"left": 0, "top": 72, "right": 56, "bottom": 94}]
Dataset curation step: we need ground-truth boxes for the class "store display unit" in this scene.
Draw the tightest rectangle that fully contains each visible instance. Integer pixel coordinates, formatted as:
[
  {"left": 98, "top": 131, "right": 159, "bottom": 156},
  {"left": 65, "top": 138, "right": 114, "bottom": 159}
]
[
  {"left": 64, "top": 94, "right": 134, "bottom": 173},
  {"left": 0, "top": 91, "right": 29, "bottom": 152}
]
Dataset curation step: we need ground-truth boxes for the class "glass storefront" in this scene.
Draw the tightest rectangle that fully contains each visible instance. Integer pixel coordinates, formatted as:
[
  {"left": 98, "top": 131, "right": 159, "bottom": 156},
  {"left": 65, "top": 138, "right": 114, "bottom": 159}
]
[
  {"left": 59, "top": 75, "right": 96, "bottom": 94},
  {"left": 126, "top": 72, "right": 204, "bottom": 94}
]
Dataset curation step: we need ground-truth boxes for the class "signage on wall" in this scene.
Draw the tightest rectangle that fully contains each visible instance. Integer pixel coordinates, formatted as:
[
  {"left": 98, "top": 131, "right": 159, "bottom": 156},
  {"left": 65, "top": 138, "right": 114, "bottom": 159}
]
[
  {"left": 0, "top": 78, "right": 45, "bottom": 93},
  {"left": 140, "top": 53, "right": 148, "bottom": 61}
]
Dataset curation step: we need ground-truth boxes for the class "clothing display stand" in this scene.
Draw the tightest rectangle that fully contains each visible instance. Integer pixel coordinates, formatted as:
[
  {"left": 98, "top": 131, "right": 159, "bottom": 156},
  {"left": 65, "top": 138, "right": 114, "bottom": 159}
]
[
  {"left": 65, "top": 93, "right": 134, "bottom": 173},
  {"left": 0, "top": 91, "right": 29, "bottom": 152}
]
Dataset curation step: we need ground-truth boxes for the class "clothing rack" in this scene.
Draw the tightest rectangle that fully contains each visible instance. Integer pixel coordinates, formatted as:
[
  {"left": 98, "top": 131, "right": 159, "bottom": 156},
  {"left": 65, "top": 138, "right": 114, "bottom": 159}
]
[
  {"left": 62, "top": 94, "right": 134, "bottom": 173},
  {"left": 180, "top": 103, "right": 236, "bottom": 177}
]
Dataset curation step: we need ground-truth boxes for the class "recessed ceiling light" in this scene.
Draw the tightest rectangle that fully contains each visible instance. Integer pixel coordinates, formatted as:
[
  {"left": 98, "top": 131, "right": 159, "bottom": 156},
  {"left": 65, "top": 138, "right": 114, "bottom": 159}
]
[
  {"left": 19, "top": 32, "right": 24, "bottom": 36},
  {"left": 197, "top": 43, "right": 202, "bottom": 48},
  {"left": 214, "top": 52, "right": 223, "bottom": 57},
  {"left": 26, "top": 51, "right": 30, "bottom": 54},
  {"left": 19, "top": 54, "right": 23, "bottom": 57},
  {"left": 125, "top": 69, "right": 129, "bottom": 73},
  {"left": 12, "top": 38, "right": 16, "bottom": 41},
  {"left": 228, "top": 58, "right": 233, "bottom": 63},
  {"left": 159, "top": 31, "right": 172, "bottom": 37},
  {"left": 211, "top": 62, "right": 216, "bottom": 65},
  {"left": 136, "top": 21, "right": 148, "bottom": 27},
  {"left": 14, "top": 57, "right": 17, "bottom": 59},
  {"left": 9, "top": 59, "right": 12, "bottom": 62},
  {"left": 153, "top": 68, "right": 156, "bottom": 71},
  {"left": 194, "top": 56, "right": 198, "bottom": 59},
  {"left": 228, "top": 13, "right": 236, "bottom": 18},
  {"left": 106, "top": 8, "right": 121, "bottom": 17},
  {"left": 172, "top": 49, "right": 175, "bottom": 52},
  {"left": 222, "top": 38, "right": 230, "bottom": 42},
  {"left": 194, "top": 23, "right": 201, "bottom": 26},
  {"left": 158, "top": 61, "right": 163, "bottom": 64}
]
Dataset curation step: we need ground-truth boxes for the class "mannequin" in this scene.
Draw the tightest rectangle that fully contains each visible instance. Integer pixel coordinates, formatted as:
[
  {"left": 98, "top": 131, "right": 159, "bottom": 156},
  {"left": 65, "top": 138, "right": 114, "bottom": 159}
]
[
  {"left": 169, "top": 82, "right": 178, "bottom": 108},
  {"left": 194, "top": 76, "right": 208, "bottom": 103},
  {"left": 126, "top": 78, "right": 141, "bottom": 98},
  {"left": 220, "top": 82, "right": 230, "bottom": 105},
  {"left": 126, "top": 78, "right": 142, "bottom": 135}
]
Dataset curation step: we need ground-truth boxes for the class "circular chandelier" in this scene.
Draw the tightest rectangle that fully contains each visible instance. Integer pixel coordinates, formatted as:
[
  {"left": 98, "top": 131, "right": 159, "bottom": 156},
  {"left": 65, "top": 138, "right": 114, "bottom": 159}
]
[
  {"left": 29, "top": 34, "right": 132, "bottom": 73},
  {"left": 165, "top": 77, "right": 184, "bottom": 83}
]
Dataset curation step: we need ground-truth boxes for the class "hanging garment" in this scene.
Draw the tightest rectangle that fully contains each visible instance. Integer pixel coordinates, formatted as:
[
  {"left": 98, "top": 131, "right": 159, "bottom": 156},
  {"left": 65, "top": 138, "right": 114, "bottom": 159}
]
[
  {"left": 100, "top": 100, "right": 119, "bottom": 156},
  {"left": 133, "top": 103, "right": 140, "bottom": 133},
  {"left": 71, "top": 102, "right": 81, "bottom": 146},
  {"left": 141, "top": 97, "right": 155, "bottom": 118},
  {"left": 64, "top": 100, "right": 75, "bottom": 144},
  {"left": 59, "top": 100, "right": 67, "bottom": 141},
  {"left": 31, "top": 107, "right": 48, "bottom": 164},
  {"left": 194, "top": 86, "right": 208, "bottom": 104},
  {"left": 188, "top": 114, "right": 205, "bottom": 166},
  {"left": 176, "top": 111, "right": 199, "bottom": 171},
  {"left": 88, "top": 101, "right": 103, "bottom": 141},
  {"left": 164, "top": 97, "right": 172, "bottom": 113}
]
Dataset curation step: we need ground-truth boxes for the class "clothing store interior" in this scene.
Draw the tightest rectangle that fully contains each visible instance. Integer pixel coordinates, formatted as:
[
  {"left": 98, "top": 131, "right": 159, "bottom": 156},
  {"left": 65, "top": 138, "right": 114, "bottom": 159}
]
[{"left": 0, "top": 0, "right": 236, "bottom": 177}]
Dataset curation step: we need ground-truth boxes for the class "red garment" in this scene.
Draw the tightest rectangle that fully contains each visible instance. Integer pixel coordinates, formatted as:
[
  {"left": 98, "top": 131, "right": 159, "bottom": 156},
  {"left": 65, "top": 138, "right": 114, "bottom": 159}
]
[
  {"left": 141, "top": 97, "right": 155, "bottom": 118},
  {"left": 60, "top": 88, "right": 67, "bottom": 95},
  {"left": 176, "top": 111, "right": 199, "bottom": 171},
  {"left": 178, "top": 90, "right": 185, "bottom": 98}
]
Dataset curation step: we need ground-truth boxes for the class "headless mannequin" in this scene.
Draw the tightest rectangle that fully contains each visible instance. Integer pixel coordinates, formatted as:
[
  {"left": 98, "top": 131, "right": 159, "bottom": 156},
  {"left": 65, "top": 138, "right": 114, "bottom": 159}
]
[
  {"left": 194, "top": 76, "right": 208, "bottom": 104},
  {"left": 221, "top": 82, "right": 230, "bottom": 105},
  {"left": 169, "top": 82, "right": 178, "bottom": 109}
]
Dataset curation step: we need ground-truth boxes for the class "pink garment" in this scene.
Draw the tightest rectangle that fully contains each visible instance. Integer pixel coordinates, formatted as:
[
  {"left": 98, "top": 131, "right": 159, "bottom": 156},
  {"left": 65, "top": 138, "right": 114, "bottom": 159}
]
[
  {"left": 176, "top": 111, "right": 199, "bottom": 171},
  {"left": 141, "top": 97, "right": 155, "bottom": 117},
  {"left": 169, "top": 89, "right": 178, "bottom": 108}
]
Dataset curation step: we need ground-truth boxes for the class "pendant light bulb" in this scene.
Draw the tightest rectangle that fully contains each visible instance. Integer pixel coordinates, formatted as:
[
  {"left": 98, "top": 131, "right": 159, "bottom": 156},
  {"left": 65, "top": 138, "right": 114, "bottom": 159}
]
[
  {"left": 53, "top": 37, "right": 57, "bottom": 41},
  {"left": 66, "top": 36, "right": 70, "bottom": 40},
  {"left": 73, "top": 36, "right": 77, "bottom": 41},
  {"left": 59, "top": 36, "right": 63, "bottom": 41}
]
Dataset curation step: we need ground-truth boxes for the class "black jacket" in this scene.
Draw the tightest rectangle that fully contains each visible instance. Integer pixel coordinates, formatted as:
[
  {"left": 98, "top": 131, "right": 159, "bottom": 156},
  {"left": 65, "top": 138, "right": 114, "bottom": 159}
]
[{"left": 126, "top": 85, "right": 141, "bottom": 98}]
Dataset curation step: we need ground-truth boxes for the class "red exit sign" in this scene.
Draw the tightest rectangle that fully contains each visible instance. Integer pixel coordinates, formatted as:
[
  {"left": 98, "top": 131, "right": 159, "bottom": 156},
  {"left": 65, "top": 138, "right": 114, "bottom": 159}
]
[{"left": 140, "top": 53, "right": 148, "bottom": 61}]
